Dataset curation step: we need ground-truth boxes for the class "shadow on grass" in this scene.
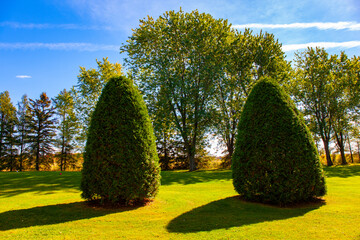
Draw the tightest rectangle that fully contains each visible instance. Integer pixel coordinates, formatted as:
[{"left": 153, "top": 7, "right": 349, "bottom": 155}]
[
  {"left": 0, "top": 201, "right": 140, "bottom": 231},
  {"left": 0, "top": 170, "right": 233, "bottom": 197},
  {"left": 167, "top": 196, "right": 324, "bottom": 233},
  {"left": 0, "top": 172, "right": 81, "bottom": 198},
  {"left": 324, "top": 165, "right": 360, "bottom": 178},
  {"left": 161, "top": 170, "right": 232, "bottom": 185}
]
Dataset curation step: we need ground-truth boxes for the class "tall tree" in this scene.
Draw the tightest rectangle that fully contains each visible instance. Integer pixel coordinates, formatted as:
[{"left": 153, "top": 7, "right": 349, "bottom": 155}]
[
  {"left": 213, "top": 29, "right": 291, "bottom": 160},
  {"left": 16, "top": 95, "right": 31, "bottom": 171},
  {"left": 27, "top": 92, "right": 56, "bottom": 171},
  {"left": 330, "top": 52, "right": 360, "bottom": 165},
  {"left": 146, "top": 85, "right": 182, "bottom": 169},
  {"left": 122, "top": 9, "right": 232, "bottom": 171},
  {"left": 292, "top": 47, "right": 335, "bottom": 166},
  {"left": 54, "top": 89, "right": 79, "bottom": 171},
  {"left": 292, "top": 48, "right": 360, "bottom": 166},
  {"left": 72, "top": 57, "right": 122, "bottom": 150},
  {"left": 0, "top": 91, "right": 17, "bottom": 171}
]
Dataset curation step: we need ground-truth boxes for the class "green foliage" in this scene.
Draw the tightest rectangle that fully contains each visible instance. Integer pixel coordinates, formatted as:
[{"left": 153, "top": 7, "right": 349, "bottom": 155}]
[
  {"left": 292, "top": 48, "right": 360, "bottom": 166},
  {"left": 72, "top": 57, "right": 122, "bottom": 150},
  {"left": 232, "top": 77, "right": 326, "bottom": 205},
  {"left": 81, "top": 76, "right": 160, "bottom": 205},
  {"left": 54, "top": 89, "right": 79, "bottom": 171},
  {"left": 16, "top": 95, "right": 31, "bottom": 171},
  {"left": 122, "top": 9, "right": 232, "bottom": 171},
  {"left": 0, "top": 91, "right": 18, "bottom": 171},
  {"left": 213, "top": 29, "right": 291, "bottom": 160},
  {"left": 27, "top": 92, "right": 56, "bottom": 171}
]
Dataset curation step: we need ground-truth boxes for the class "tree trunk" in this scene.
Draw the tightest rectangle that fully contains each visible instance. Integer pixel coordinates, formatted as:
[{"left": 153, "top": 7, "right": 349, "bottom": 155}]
[
  {"left": 163, "top": 132, "right": 169, "bottom": 170},
  {"left": 19, "top": 141, "right": 24, "bottom": 172},
  {"left": 357, "top": 142, "right": 360, "bottom": 163},
  {"left": 227, "top": 142, "right": 234, "bottom": 160},
  {"left": 35, "top": 137, "right": 40, "bottom": 171},
  {"left": 0, "top": 115, "right": 4, "bottom": 159},
  {"left": 189, "top": 154, "right": 196, "bottom": 172},
  {"left": 346, "top": 133, "right": 354, "bottom": 163},
  {"left": 187, "top": 143, "right": 196, "bottom": 172},
  {"left": 335, "top": 131, "right": 347, "bottom": 165},
  {"left": 323, "top": 139, "right": 333, "bottom": 166}
]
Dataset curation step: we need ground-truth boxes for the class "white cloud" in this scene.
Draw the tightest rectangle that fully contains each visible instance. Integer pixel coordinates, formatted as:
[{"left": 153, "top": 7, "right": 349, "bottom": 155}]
[
  {"left": 282, "top": 41, "right": 360, "bottom": 52},
  {"left": 233, "top": 22, "right": 360, "bottom": 31},
  {"left": 0, "top": 21, "right": 112, "bottom": 30},
  {"left": 16, "top": 75, "right": 32, "bottom": 79},
  {"left": 0, "top": 42, "right": 119, "bottom": 51}
]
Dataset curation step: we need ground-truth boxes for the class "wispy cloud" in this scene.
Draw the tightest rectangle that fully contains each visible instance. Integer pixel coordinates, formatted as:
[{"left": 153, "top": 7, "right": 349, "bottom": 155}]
[
  {"left": 2, "top": 41, "right": 359, "bottom": 53},
  {"left": 233, "top": 22, "right": 360, "bottom": 31},
  {"left": 0, "top": 21, "right": 112, "bottom": 30},
  {"left": 0, "top": 42, "right": 119, "bottom": 51},
  {"left": 16, "top": 75, "right": 32, "bottom": 79},
  {"left": 282, "top": 41, "right": 360, "bottom": 52}
]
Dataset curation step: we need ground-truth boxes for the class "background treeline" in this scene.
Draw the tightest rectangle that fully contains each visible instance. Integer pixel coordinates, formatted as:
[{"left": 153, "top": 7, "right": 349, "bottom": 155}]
[{"left": 1, "top": 10, "right": 359, "bottom": 171}]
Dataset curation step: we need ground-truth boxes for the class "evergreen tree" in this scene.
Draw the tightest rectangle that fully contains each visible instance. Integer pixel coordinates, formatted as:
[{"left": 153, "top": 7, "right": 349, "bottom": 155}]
[
  {"left": 16, "top": 95, "right": 31, "bottom": 171},
  {"left": 81, "top": 76, "right": 160, "bottom": 205},
  {"left": 232, "top": 77, "right": 326, "bottom": 205},
  {"left": 0, "top": 91, "right": 17, "bottom": 171},
  {"left": 27, "top": 92, "right": 56, "bottom": 171}
]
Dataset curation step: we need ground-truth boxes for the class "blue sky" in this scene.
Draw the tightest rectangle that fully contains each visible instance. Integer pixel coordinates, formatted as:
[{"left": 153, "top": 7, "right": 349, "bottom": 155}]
[{"left": 1, "top": 0, "right": 360, "bottom": 104}]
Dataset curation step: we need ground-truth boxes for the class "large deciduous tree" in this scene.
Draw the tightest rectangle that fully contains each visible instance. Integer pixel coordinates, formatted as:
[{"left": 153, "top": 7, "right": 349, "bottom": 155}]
[
  {"left": 293, "top": 48, "right": 360, "bottom": 166},
  {"left": 72, "top": 57, "right": 122, "bottom": 150},
  {"left": 122, "top": 9, "right": 232, "bottom": 171},
  {"left": 330, "top": 53, "right": 360, "bottom": 165},
  {"left": 213, "top": 29, "right": 291, "bottom": 161},
  {"left": 292, "top": 47, "right": 335, "bottom": 166},
  {"left": 27, "top": 92, "right": 56, "bottom": 171}
]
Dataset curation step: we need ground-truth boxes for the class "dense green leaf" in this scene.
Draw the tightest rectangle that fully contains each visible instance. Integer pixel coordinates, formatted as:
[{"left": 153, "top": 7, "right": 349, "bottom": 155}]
[
  {"left": 232, "top": 77, "right": 326, "bottom": 205},
  {"left": 81, "top": 76, "right": 160, "bottom": 205}
]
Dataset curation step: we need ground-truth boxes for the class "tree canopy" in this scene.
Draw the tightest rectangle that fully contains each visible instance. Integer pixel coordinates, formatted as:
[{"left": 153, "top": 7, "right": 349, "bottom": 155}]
[{"left": 122, "top": 9, "right": 232, "bottom": 171}]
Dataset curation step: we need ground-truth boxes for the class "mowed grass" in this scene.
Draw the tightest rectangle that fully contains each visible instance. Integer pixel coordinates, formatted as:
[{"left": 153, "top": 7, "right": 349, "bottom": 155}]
[{"left": 0, "top": 165, "right": 360, "bottom": 240}]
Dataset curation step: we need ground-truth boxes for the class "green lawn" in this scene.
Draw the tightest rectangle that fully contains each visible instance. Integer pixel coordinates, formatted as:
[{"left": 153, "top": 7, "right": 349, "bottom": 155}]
[{"left": 1, "top": 165, "right": 360, "bottom": 239}]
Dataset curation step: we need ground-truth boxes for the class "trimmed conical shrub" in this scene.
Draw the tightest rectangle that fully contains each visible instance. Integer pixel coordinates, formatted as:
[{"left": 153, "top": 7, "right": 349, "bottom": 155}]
[
  {"left": 232, "top": 77, "right": 326, "bottom": 205},
  {"left": 81, "top": 76, "right": 160, "bottom": 205}
]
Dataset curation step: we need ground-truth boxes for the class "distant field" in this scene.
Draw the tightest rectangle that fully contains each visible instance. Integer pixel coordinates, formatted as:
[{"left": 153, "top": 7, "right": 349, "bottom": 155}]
[{"left": 1, "top": 165, "right": 360, "bottom": 239}]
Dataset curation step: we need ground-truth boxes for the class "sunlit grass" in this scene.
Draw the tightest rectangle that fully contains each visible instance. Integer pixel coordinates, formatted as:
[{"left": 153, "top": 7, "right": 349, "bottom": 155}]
[{"left": 0, "top": 166, "right": 360, "bottom": 239}]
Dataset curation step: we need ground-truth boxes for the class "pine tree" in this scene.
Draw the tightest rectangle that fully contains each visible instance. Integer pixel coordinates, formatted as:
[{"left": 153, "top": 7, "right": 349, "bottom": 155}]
[
  {"left": 232, "top": 77, "right": 326, "bottom": 205},
  {"left": 0, "top": 91, "right": 17, "bottom": 171},
  {"left": 81, "top": 76, "right": 160, "bottom": 205},
  {"left": 27, "top": 92, "right": 56, "bottom": 171}
]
